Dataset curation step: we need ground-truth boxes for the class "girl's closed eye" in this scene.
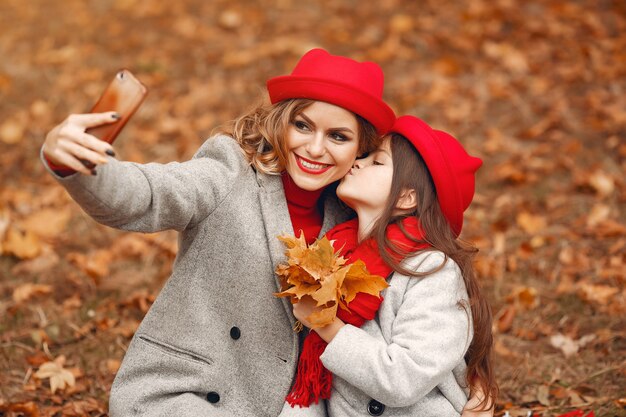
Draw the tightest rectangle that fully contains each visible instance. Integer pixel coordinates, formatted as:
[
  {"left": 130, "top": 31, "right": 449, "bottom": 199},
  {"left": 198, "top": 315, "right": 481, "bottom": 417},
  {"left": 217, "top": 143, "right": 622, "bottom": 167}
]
[{"left": 373, "top": 160, "right": 384, "bottom": 166}]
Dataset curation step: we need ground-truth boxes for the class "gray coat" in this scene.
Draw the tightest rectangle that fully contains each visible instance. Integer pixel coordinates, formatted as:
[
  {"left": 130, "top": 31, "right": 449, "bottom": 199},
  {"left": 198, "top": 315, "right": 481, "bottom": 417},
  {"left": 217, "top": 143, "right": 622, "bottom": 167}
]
[
  {"left": 43, "top": 135, "right": 353, "bottom": 417},
  {"left": 279, "top": 253, "right": 471, "bottom": 417}
]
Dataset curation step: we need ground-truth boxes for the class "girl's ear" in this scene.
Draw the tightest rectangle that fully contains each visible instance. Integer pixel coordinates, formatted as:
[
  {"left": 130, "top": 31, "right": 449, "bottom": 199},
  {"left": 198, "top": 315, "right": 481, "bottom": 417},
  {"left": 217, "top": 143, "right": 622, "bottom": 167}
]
[{"left": 396, "top": 188, "right": 417, "bottom": 211}]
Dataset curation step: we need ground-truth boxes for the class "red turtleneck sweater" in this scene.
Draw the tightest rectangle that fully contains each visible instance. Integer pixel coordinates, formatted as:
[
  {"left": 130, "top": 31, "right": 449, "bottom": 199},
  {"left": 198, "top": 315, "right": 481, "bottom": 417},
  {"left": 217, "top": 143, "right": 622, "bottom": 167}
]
[{"left": 281, "top": 173, "right": 325, "bottom": 245}]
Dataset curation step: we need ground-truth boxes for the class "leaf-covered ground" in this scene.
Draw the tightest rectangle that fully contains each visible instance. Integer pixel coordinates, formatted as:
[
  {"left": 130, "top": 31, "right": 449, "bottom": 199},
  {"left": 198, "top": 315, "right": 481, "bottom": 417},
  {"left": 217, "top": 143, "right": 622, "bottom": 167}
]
[{"left": 0, "top": 0, "right": 624, "bottom": 416}]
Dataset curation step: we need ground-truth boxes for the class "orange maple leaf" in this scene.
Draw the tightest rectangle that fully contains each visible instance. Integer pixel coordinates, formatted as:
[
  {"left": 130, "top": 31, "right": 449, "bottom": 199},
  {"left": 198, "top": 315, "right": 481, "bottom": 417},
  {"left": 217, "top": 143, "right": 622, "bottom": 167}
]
[{"left": 275, "top": 233, "right": 389, "bottom": 328}]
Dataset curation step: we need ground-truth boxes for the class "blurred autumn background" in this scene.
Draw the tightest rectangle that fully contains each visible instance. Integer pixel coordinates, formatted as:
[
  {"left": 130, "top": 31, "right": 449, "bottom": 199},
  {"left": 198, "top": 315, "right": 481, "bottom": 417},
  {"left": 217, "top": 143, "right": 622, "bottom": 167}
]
[{"left": 0, "top": 0, "right": 624, "bottom": 416}]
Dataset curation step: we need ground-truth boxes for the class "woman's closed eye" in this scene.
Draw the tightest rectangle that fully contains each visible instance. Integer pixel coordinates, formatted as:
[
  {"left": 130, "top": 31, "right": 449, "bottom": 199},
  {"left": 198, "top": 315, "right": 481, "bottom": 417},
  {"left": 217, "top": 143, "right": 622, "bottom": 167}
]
[{"left": 373, "top": 160, "right": 383, "bottom": 166}]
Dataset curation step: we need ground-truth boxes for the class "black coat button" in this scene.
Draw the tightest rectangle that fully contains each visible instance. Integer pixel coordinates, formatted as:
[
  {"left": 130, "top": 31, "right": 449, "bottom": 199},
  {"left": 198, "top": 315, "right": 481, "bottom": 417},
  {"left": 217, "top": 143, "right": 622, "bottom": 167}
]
[
  {"left": 230, "top": 326, "right": 241, "bottom": 340},
  {"left": 367, "top": 399, "right": 385, "bottom": 416},
  {"left": 206, "top": 391, "right": 220, "bottom": 403}
]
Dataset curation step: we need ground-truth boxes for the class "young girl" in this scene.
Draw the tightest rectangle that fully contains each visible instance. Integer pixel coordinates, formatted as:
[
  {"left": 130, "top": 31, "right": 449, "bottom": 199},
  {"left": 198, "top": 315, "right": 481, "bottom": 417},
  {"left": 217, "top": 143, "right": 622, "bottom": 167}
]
[{"left": 281, "top": 115, "right": 496, "bottom": 416}]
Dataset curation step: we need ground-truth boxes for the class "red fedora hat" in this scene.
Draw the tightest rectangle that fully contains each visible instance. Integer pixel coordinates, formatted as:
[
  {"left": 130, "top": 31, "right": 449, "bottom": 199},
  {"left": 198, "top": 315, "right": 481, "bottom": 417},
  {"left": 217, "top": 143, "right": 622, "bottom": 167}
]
[
  {"left": 391, "top": 116, "right": 483, "bottom": 236},
  {"left": 267, "top": 49, "right": 395, "bottom": 135}
]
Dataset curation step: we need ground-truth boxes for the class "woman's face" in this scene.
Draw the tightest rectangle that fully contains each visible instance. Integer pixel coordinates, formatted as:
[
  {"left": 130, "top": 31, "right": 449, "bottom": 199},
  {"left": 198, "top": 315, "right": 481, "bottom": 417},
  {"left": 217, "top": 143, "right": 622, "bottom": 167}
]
[
  {"left": 285, "top": 101, "right": 360, "bottom": 191},
  {"left": 337, "top": 136, "right": 394, "bottom": 214}
]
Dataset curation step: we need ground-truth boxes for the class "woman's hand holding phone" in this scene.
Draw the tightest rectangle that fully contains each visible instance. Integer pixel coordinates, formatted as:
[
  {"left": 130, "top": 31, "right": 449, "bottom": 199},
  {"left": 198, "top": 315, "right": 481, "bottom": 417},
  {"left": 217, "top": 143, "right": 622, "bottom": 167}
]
[
  {"left": 43, "top": 112, "right": 119, "bottom": 175},
  {"left": 43, "top": 69, "right": 147, "bottom": 176}
]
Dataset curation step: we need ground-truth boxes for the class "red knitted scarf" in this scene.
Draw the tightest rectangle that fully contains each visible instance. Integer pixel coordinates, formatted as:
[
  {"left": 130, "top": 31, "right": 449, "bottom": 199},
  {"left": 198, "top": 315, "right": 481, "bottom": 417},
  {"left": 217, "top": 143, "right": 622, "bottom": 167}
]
[{"left": 285, "top": 216, "right": 426, "bottom": 407}]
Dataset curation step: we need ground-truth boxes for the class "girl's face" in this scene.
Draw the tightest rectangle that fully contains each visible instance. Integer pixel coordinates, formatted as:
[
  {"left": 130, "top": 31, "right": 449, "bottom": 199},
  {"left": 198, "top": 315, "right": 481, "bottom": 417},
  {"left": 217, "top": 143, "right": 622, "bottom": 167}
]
[
  {"left": 337, "top": 136, "right": 393, "bottom": 214},
  {"left": 285, "top": 101, "right": 360, "bottom": 191}
]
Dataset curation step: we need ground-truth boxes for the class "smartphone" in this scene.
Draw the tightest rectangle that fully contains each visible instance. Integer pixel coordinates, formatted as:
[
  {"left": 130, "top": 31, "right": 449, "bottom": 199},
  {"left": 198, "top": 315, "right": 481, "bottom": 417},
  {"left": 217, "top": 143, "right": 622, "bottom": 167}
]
[{"left": 86, "top": 69, "right": 147, "bottom": 144}]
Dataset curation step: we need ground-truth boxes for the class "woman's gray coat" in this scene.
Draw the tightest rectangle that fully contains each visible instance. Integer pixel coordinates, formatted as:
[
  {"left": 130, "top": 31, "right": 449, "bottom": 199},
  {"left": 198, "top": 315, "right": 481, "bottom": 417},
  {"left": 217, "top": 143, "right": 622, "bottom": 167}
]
[{"left": 43, "top": 135, "right": 352, "bottom": 417}]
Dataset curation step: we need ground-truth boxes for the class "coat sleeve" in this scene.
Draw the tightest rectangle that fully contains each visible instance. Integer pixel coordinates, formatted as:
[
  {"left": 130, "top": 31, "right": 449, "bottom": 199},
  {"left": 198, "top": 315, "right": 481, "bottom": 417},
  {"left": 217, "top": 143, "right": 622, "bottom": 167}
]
[
  {"left": 40, "top": 135, "right": 249, "bottom": 232},
  {"left": 319, "top": 252, "right": 472, "bottom": 407}
]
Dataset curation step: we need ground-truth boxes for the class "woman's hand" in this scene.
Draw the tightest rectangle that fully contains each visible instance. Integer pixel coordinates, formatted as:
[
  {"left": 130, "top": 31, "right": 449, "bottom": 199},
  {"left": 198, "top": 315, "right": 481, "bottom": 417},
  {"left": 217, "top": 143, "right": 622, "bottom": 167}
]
[
  {"left": 292, "top": 296, "right": 345, "bottom": 343},
  {"left": 43, "top": 112, "right": 119, "bottom": 175}
]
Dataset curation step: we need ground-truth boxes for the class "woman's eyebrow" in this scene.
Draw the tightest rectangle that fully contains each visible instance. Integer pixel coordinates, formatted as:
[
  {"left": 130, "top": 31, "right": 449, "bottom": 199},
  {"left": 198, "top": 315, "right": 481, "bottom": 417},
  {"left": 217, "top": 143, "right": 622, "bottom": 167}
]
[
  {"left": 329, "top": 126, "right": 355, "bottom": 135},
  {"left": 298, "top": 112, "right": 355, "bottom": 135},
  {"left": 298, "top": 112, "right": 315, "bottom": 126}
]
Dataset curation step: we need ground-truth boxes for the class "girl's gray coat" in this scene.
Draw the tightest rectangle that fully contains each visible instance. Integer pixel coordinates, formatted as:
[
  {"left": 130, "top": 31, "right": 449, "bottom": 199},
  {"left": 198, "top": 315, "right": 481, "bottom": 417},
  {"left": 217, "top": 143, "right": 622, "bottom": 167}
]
[
  {"left": 279, "top": 253, "right": 471, "bottom": 417},
  {"left": 44, "top": 135, "right": 352, "bottom": 417}
]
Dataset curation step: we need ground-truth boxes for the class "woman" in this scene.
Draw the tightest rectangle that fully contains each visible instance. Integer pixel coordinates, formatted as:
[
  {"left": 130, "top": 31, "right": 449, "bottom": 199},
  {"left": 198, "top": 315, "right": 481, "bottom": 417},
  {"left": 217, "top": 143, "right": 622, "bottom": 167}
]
[{"left": 42, "top": 49, "right": 392, "bottom": 417}]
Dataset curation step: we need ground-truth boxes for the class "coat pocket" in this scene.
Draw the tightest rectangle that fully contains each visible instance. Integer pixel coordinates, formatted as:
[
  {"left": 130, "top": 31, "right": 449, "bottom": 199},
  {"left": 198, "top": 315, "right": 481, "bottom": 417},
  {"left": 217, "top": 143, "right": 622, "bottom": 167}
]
[{"left": 137, "top": 334, "right": 213, "bottom": 366}]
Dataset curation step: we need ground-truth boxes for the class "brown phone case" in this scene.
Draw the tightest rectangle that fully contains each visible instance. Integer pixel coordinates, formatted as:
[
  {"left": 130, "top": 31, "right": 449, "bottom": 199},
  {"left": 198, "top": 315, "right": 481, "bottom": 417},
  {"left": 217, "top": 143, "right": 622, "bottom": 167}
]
[{"left": 86, "top": 69, "right": 147, "bottom": 144}]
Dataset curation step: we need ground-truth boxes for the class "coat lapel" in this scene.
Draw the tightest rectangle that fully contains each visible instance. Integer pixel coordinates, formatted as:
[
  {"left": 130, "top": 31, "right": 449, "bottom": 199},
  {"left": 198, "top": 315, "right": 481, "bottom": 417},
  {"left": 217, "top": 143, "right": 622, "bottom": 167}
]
[{"left": 256, "top": 171, "right": 297, "bottom": 326}]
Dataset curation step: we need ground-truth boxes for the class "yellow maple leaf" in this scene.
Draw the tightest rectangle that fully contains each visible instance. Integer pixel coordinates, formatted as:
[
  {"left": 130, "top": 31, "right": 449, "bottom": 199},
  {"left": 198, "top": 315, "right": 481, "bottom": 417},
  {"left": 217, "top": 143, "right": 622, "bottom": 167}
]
[
  {"left": 34, "top": 355, "right": 76, "bottom": 394},
  {"left": 308, "top": 302, "right": 339, "bottom": 329},
  {"left": 275, "top": 234, "right": 390, "bottom": 329},
  {"left": 341, "top": 260, "right": 389, "bottom": 305}
]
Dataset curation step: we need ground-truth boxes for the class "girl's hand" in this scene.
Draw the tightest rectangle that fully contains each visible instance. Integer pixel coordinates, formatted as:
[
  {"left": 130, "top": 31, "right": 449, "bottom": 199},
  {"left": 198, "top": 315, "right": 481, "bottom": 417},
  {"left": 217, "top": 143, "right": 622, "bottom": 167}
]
[
  {"left": 43, "top": 112, "right": 119, "bottom": 175},
  {"left": 292, "top": 296, "right": 345, "bottom": 343},
  {"left": 292, "top": 295, "right": 320, "bottom": 328},
  {"left": 461, "top": 385, "right": 494, "bottom": 417}
]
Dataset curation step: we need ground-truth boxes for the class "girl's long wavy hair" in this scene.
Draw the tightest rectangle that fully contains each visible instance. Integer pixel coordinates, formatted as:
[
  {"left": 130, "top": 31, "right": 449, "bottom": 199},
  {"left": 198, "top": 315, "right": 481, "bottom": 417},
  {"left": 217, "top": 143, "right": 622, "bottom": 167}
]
[
  {"left": 369, "top": 134, "right": 498, "bottom": 410},
  {"left": 221, "top": 99, "right": 380, "bottom": 175}
]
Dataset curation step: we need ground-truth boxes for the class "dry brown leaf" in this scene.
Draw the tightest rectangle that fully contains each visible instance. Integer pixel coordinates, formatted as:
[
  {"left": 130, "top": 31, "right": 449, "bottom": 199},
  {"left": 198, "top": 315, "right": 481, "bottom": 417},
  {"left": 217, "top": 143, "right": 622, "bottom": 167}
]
[
  {"left": 587, "top": 219, "right": 626, "bottom": 238},
  {"left": 19, "top": 207, "right": 72, "bottom": 239},
  {"left": 549, "top": 333, "right": 596, "bottom": 357},
  {"left": 516, "top": 287, "right": 539, "bottom": 309},
  {"left": 516, "top": 212, "right": 547, "bottom": 234},
  {"left": 34, "top": 355, "right": 76, "bottom": 394},
  {"left": 275, "top": 234, "right": 388, "bottom": 328},
  {"left": 577, "top": 283, "right": 620, "bottom": 305},
  {"left": 493, "top": 339, "right": 518, "bottom": 358},
  {"left": 2, "top": 226, "right": 42, "bottom": 259},
  {"left": 25, "top": 351, "right": 51, "bottom": 367},
  {"left": 66, "top": 249, "right": 113, "bottom": 280},
  {"left": 60, "top": 398, "right": 104, "bottom": 417},
  {"left": 495, "top": 304, "right": 516, "bottom": 333},
  {"left": 588, "top": 169, "right": 615, "bottom": 197},
  {"left": 0, "top": 118, "right": 25, "bottom": 144},
  {"left": 493, "top": 162, "right": 528, "bottom": 184},
  {"left": 106, "top": 359, "right": 121, "bottom": 374},
  {"left": 537, "top": 384, "right": 551, "bottom": 406},
  {"left": 482, "top": 41, "right": 529, "bottom": 74},
  {"left": 11, "top": 246, "right": 60, "bottom": 276},
  {"left": 13, "top": 283, "right": 53, "bottom": 303},
  {"left": 0, "top": 209, "right": 9, "bottom": 244},
  {"left": 0, "top": 401, "right": 40, "bottom": 416},
  {"left": 586, "top": 203, "right": 611, "bottom": 228}
]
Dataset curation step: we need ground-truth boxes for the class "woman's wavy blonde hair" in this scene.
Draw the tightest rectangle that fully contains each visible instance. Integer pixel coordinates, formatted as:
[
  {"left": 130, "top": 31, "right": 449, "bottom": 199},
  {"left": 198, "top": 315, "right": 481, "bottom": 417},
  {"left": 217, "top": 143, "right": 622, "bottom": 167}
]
[{"left": 221, "top": 99, "right": 380, "bottom": 175}]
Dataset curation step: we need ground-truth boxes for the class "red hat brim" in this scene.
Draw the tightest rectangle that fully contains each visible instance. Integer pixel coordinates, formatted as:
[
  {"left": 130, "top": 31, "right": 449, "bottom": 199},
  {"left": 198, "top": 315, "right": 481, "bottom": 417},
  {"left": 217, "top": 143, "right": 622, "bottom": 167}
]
[{"left": 267, "top": 76, "right": 395, "bottom": 135}]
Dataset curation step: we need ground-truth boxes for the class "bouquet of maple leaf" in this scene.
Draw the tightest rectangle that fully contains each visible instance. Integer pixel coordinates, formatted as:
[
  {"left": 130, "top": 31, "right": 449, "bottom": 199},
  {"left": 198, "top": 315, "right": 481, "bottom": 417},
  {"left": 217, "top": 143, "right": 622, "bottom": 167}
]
[{"left": 274, "top": 233, "right": 389, "bottom": 329}]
